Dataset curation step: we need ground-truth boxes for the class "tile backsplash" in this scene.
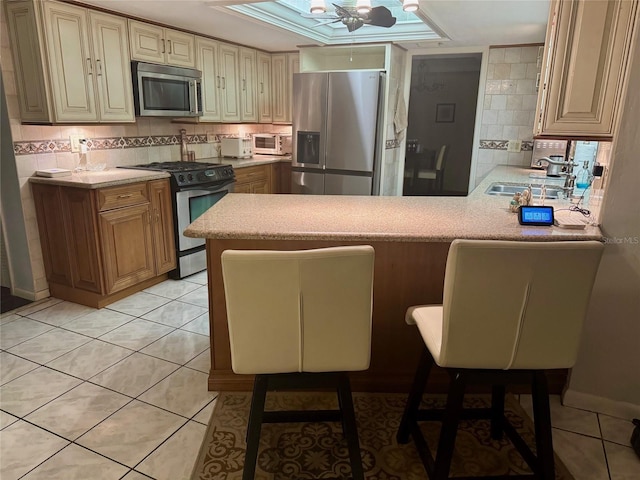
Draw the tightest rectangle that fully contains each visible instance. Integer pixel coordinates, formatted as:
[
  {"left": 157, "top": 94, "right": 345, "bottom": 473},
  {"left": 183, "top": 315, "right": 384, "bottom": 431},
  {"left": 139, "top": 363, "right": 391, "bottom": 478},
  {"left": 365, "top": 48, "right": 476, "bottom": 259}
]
[{"left": 475, "top": 45, "right": 543, "bottom": 184}]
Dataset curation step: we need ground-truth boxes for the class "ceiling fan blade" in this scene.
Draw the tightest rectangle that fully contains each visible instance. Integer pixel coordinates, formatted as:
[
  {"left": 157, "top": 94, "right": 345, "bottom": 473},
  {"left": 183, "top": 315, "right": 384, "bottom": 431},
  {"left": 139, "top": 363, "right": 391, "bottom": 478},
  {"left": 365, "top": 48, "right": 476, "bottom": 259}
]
[
  {"left": 312, "top": 18, "right": 343, "bottom": 27},
  {"left": 363, "top": 6, "right": 397, "bottom": 28},
  {"left": 301, "top": 14, "right": 339, "bottom": 19},
  {"left": 333, "top": 3, "right": 354, "bottom": 18},
  {"left": 345, "top": 18, "right": 364, "bottom": 32}
]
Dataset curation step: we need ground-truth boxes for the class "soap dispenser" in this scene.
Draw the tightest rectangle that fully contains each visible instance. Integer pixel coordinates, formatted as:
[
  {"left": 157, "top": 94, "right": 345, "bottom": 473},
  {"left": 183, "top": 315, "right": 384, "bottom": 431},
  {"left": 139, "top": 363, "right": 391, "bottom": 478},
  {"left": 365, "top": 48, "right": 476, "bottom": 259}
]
[{"left": 576, "top": 160, "right": 591, "bottom": 189}]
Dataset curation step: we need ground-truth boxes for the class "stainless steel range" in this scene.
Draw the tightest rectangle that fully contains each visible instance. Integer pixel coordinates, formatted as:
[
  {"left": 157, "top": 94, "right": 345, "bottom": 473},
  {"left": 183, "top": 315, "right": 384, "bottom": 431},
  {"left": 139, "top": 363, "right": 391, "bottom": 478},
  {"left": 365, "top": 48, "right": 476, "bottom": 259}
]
[{"left": 120, "top": 161, "right": 235, "bottom": 278}]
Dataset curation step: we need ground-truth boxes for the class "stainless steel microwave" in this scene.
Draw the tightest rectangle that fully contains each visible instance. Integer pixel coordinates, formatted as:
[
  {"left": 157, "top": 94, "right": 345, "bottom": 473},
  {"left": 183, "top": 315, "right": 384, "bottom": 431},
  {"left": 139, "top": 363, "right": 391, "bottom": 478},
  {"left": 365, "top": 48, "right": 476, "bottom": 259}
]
[{"left": 132, "top": 61, "right": 202, "bottom": 117}]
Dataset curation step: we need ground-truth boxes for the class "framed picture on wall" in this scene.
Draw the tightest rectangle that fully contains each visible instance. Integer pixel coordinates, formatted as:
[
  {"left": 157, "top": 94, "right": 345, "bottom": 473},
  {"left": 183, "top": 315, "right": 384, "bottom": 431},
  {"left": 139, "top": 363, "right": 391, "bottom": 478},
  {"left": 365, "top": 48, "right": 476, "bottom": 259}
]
[{"left": 436, "top": 103, "right": 455, "bottom": 123}]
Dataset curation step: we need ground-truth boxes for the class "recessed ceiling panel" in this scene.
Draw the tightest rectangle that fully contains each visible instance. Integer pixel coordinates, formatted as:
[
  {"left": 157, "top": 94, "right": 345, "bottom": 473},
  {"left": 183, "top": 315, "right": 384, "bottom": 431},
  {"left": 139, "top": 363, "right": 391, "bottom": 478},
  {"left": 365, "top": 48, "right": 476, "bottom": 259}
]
[{"left": 228, "top": 0, "right": 442, "bottom": 45}]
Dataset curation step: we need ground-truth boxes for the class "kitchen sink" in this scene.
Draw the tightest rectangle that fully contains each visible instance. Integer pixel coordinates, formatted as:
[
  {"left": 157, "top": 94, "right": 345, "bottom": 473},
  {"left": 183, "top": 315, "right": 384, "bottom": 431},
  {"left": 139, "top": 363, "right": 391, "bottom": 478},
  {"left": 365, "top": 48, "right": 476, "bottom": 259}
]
[{"left": 484, "top": 183, "right": 564, "bottom": 199}]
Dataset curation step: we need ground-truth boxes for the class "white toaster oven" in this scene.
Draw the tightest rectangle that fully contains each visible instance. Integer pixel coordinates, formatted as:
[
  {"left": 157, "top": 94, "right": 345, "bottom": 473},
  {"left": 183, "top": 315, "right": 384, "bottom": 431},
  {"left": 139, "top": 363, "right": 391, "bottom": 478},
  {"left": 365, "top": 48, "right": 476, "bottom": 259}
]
[
  {"left": 221, "top": 137, "right": 253, "bottom": 158},
  {"left": 252, "top": 133, "right": 292, "bottom": 155}
]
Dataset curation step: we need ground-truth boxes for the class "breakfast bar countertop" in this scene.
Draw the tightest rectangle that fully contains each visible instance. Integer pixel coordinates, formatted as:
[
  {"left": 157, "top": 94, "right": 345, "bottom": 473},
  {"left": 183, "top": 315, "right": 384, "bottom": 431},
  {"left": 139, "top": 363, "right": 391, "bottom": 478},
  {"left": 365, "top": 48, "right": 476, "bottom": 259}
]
[{"left": 184, "top": 165, "right": 603, "bottom": 242}]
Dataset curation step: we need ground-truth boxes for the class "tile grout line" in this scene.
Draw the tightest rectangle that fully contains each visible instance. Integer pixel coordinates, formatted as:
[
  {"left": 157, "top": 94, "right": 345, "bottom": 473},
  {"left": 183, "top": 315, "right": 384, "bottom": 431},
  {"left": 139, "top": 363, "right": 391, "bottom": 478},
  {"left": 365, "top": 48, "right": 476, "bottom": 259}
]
[
  {"left": 9, "top": 369, "right": 211, "bottom": 477},
  {"left": 597, "top": 413, "right": 614, "bottom": 480}
]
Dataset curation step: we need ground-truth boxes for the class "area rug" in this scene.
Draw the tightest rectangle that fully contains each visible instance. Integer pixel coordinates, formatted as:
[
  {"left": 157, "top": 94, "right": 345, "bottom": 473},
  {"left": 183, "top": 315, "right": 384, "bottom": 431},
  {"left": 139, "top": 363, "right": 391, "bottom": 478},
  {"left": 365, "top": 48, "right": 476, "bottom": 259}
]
[{"left": 191, "top": 392, "right": 574, "bottom": 479}]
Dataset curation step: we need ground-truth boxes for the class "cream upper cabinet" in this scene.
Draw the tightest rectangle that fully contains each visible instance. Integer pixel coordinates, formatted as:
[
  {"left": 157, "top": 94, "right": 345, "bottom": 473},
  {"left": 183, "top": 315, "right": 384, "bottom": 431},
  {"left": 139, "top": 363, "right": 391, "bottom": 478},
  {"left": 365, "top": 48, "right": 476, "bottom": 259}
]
[
  {"left": 129, "top": 20, "right": 195, "bottom": 68},
  {"left": 239, "top": 47, "right": 258, "bottom": 122},
  {"left": 218, "top": 43, "right": 241, "bottom": 122},
  {"left": 287, "top": 53, "right": 300, "bottom": 124},
  {"left": 271, "top": 54, "right": 288, "bottom": 123},
  {"left": 196, "top": 37, "right": 222, "bottom": 122},
  {"left": 535, "top": 0, "right": 639, "bottom": 137},
  {"left": 5, "top": 0, "right": 53, "bottom": 122},
  {"left": 5, "top": 0, "right": 133, "bottom": 123},
  {"left": 271, "top": 52, "right": 298, "bottom": 124},
  {"left": 41, "top": 1, "right": 97, "bottom": 122},
  {"left": 89, "top": 12, "right": 135, "bottom": 122},
  {"left": 256, "top": 52, "right": 273, "bottom": 123}
]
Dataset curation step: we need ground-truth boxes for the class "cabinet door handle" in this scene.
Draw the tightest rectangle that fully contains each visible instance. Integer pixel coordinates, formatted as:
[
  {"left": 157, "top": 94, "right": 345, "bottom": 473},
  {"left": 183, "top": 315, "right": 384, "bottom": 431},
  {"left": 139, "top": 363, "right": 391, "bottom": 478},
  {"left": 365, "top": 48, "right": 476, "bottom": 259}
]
[
  {"left": 86, "top": 58, "right": 92, "bottom": 75},
  {"left": 221, "top": 77, "right": 226, "bottom": 89},
  {"left": 242, "top": 79, "right": 246, "bottom": 91},
  {"left": 117, "top": 193, "right": 133, "bottom": 199},
  {"left": 96, "top": 59, "right": 102, "bottom": 76},
  {"left": 260, "top": 82, "right": 263, "bottom": 94},
  {"left": 167, "top": 40, "right": 172, "bottom": 54},
  {"left": 161, "top": 39, "right": 165, "bottom": 54},
  {"left": 216, "top": 75, "right": 220, "bottom": 88}
]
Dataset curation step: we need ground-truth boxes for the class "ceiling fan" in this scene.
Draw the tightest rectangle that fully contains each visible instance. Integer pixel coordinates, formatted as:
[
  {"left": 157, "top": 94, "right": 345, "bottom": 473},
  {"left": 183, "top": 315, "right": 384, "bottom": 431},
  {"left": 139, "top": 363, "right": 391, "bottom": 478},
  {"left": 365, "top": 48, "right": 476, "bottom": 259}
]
[{"left": 304, "top": 3, "right": 397, "bottom": 32}]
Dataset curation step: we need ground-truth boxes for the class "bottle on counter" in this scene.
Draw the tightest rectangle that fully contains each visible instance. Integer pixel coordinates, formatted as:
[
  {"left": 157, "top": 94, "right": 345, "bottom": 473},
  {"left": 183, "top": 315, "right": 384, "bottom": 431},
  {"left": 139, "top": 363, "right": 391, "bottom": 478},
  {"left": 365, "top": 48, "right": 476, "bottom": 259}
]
[{"left": 576, "top": 161, "right": 591, "bottom": 189}]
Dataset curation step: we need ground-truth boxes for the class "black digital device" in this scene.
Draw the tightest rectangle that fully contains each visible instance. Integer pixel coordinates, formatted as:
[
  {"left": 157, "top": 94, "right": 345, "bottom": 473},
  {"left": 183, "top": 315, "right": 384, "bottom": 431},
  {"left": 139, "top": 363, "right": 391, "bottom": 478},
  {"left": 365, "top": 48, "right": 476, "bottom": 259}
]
[{"left": 518, "top": 205, "right": 554, "bottom": 226}]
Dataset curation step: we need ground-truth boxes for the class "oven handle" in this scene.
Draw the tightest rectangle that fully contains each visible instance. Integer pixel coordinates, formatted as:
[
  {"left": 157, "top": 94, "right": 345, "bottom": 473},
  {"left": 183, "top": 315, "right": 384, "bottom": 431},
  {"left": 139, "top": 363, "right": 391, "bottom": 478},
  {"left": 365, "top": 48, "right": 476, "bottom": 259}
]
[{"left": 177, "top": 178, "right": 235, "bottom": 193}]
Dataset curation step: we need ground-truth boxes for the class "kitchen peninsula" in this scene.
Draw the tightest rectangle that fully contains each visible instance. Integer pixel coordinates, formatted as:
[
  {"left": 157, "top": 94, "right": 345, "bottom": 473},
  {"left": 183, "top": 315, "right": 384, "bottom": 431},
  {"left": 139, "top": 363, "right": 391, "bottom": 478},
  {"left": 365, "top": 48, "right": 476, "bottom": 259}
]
[{"left": 184, "top": 166, "right": 602, "bottom": 393}]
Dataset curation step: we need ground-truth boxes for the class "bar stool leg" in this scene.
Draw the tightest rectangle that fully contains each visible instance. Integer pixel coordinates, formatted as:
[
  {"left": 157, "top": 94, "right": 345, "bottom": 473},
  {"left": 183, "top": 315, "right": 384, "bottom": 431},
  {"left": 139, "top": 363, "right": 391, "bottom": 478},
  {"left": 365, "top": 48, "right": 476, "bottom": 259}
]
[
  {"left": 491, "top": 384, "right": 506, "bottom": 440},
  {"left": 432, "top": 371, "right": 466, "bottom": 480},
  {"left": 397, "top": 347, "right": 434, "bottom": 444},
  {"left": 243, "top": 375, "right": 268, "bottom": 480},
  {"left": 532, "top": 370, "right": 555, "bottom": 479},
  {"left": 337, "top": 373, "right": 365, "bottom": 480}
]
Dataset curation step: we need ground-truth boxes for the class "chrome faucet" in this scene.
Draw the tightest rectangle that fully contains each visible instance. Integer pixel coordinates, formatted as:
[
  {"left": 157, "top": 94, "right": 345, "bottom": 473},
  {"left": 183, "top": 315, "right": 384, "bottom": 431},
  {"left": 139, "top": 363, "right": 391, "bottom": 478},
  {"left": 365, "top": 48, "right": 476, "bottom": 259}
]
[
  {"left": 562, "top": 158, "right": 578, "bottom": 198},
  {"left": 535, "top": 155, "right": 567, "bottom": 176}
]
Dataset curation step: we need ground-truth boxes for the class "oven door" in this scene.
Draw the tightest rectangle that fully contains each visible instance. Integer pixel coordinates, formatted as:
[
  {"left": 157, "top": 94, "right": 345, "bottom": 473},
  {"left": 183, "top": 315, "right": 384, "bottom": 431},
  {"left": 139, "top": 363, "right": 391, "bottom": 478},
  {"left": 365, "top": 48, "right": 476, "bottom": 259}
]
[{"left": 175, "top": 183, "right": 233, "bottom": 252}]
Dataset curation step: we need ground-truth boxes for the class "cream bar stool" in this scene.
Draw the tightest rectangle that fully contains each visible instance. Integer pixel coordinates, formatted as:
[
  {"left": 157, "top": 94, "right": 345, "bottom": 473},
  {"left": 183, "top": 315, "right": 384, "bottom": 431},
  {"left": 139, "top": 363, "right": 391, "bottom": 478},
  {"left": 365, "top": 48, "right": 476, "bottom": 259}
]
[
  {"left": 396, "top": 239, "right": 604, "bottom": 480},
  {"left": 221, "top": 246, "right": 375, "bottom": 480}
]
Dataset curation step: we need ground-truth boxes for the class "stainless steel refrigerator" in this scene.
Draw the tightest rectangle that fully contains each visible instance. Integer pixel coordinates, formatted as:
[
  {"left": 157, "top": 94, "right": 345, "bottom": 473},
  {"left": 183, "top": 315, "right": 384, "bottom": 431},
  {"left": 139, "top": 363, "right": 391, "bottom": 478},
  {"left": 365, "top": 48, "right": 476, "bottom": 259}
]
[{"left": 291, "top": 71, "right": 385, "bottom": 195}]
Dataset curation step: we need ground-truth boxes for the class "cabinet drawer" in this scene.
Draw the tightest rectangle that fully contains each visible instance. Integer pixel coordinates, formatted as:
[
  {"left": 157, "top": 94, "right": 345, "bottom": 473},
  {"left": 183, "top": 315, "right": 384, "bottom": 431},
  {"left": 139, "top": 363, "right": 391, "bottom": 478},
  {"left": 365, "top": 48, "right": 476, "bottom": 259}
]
[
  {"left": 234, "top": 165, "right": 269, "bottom": 183},
  {"left": 98, "top": 183, "right": 149, "bottom": 211}
]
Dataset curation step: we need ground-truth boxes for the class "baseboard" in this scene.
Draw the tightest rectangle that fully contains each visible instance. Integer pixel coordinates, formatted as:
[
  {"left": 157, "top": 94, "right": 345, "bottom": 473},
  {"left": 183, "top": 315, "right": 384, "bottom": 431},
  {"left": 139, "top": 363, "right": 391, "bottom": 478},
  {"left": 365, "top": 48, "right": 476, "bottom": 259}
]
[
  {"left": 10, "top": 287, "right": 49, "bottom": 302},
  {"left": 563, "top": 388, "right": 640, "bottom": 419}
]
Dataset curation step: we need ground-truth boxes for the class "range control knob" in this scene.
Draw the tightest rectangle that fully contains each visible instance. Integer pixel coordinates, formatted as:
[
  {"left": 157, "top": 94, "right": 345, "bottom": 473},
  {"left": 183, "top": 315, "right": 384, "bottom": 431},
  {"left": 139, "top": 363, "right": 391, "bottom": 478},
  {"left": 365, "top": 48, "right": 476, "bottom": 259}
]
[
  {"left": 178, "top": 174, "right": 185, "bottom": 184},
  {"left": 187, "top": 173, "right": 193, "bottom": 182}
]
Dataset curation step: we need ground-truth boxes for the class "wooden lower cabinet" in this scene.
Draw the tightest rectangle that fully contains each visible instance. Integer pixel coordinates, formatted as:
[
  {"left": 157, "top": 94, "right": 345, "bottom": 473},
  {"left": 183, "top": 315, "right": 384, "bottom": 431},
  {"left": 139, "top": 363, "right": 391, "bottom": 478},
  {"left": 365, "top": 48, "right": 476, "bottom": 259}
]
[
  {"left": 234, "top": 164, "right": 271, "bottom": 193},
  {"left": 99, "top": 203, "right": 155, "bottom": 293},
  {"left": 234, "top": 162, "right": 291, "bottom": 194},
  {"left": 148, "top": 179, "right": 177, "bottom": 274},
  {"left": 31, "top": 179, "right": 176, "bottom": 308}
]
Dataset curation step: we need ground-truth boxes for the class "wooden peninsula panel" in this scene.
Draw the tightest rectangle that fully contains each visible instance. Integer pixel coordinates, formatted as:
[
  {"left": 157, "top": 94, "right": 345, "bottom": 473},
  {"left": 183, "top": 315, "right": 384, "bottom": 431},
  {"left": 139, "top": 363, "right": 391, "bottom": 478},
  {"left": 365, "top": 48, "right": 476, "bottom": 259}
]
[
  {"left": 205, "top": 238, "right": 569, "bottom": 393},
  {"left": 185, "top": 166, "right": 600, "bottom": 394}
]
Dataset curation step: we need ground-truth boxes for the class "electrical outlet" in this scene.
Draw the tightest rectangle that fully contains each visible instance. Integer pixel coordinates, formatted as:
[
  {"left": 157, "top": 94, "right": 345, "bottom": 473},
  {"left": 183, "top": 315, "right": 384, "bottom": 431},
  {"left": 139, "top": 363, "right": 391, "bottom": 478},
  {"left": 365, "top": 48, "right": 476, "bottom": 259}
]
[
  {"left": 507, "top": 140, "right": 522, "bottom": 153},
  {"left": 69, "top": 135, "right": 83, "bottom": 153},
  {"left": 206, "top": 132, "right": 218, "bottom": 143}
]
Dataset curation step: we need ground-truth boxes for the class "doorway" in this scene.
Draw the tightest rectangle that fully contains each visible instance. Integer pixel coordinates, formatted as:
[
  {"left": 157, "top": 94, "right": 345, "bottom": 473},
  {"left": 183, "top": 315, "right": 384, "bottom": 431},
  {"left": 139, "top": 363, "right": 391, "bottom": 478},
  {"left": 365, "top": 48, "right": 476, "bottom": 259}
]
[{"left": 403, "top": 54, "right": 482, "bottom": 196}]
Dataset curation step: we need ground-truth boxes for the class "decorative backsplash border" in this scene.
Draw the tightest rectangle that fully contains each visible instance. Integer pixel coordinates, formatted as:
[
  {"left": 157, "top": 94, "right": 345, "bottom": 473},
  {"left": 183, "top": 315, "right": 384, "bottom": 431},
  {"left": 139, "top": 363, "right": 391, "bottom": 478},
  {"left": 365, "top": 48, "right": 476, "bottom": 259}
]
[
  {"left": 15, "top": 133, "right": 403, "bottom": 156},
  {"left": 13, "top": 134, "right": 214, "bottom": 156},
  {"left": 480, "top": 140, "right": 533, "bottom": 151}
]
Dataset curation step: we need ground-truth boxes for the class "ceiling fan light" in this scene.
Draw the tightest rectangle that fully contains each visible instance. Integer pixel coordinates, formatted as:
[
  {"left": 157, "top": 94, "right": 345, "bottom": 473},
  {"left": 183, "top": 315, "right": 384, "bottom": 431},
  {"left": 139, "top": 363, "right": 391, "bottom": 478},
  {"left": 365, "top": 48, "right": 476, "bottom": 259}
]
[
  {"left": 356, "top": 0, "right": 372, "bottom": 14},
  {"left": 310, "top": 0, "right": 326, "bottom": 14},
  {"left": 402, "top": 0, "right": 419, "bottom": 12}
]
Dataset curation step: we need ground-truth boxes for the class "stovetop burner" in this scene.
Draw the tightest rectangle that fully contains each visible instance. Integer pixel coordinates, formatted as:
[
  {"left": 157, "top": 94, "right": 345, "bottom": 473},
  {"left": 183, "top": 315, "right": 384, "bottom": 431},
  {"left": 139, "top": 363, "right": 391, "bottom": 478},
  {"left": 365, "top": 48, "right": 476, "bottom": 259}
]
[
  {"left": 135, "top": 161, "right": 217, "bottom": 172},
  {"left": 119, "top": 161, "right": 235, "bottom": 189}
]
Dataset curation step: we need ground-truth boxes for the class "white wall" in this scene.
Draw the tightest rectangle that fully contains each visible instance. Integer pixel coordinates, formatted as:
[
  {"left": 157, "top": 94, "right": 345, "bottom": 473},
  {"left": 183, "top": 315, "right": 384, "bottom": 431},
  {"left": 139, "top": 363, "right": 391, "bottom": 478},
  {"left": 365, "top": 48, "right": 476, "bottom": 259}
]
[
  {"left": 475, "top": 46, "right": 542, "bottom": 183},
  {"left": 565, "top": 37, "right": 640, "bottom": 418},
  {"left": 0, "top": 73, "right": 35, "bottom": 299}
]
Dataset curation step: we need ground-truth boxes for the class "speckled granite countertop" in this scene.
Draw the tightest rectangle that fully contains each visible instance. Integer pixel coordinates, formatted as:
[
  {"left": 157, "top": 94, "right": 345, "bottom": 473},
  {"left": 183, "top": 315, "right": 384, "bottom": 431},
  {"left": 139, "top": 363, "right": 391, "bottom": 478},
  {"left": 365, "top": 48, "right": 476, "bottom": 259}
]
[
  {"left": 28, "top": 169, "right": 170, "bottom": 189},
  {"left": 184, "top": 165, "right": 602, "bottom": 242},
  {"left": 203, "top": 155, "right": 291, "bottom": 167}
]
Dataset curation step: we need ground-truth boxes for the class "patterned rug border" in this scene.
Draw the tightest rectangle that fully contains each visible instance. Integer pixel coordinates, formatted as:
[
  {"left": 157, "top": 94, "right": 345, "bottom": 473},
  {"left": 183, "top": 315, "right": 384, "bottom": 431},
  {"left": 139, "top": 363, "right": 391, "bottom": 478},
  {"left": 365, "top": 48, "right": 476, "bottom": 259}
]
[{"left": 191, "top": 392, "right": 574, "bottom": 480}]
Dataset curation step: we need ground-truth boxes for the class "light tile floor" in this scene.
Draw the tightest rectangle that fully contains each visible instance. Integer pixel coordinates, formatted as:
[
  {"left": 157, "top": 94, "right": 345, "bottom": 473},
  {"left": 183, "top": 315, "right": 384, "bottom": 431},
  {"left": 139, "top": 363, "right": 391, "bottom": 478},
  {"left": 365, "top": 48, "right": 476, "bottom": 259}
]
[{"left": 1, "top": 269, "right": 639, "bottom": 479}]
